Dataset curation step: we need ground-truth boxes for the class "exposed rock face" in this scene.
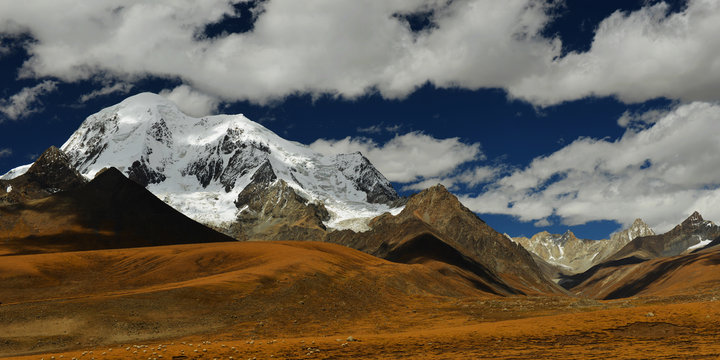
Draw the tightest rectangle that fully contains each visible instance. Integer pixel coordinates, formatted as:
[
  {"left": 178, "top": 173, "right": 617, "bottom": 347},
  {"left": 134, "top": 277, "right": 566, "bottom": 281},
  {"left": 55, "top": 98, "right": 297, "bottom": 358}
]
[
  {"left": 0, "top": 146, "right": 86, "bottom": 205},
  {"left": 127, "top": 158, "right": 166, "bottom": 187},
  {"left": 609, "top": 211, "right": 720, "bottom": 261},
  {"left": 610, "top": 219, "right": 656, "bottom": 245},
  {"left": 513, "top": 219, "right": 655, "bottom": 275},
  {"left": 0, "top": 167, "right": 233, "bottom": 255},
  {"left": 230, "top": 173, "right": 330, "bottom": 242},
  {"left": 335, "top": 152, "right": 397, "bottom": 204},
  {"left": 327, "top": 185, "right": 564, "bottom": 295}
]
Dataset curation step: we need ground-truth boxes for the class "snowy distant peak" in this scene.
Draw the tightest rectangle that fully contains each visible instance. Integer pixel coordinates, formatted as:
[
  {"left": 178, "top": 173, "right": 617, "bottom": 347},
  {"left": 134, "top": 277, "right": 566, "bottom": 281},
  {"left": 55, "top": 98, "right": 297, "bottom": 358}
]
[
  {"left": 4, "top": 92, "right": 401, "bottom": 231},
  {"left": 0, "top": 164, "right": 31, "bottom": 180},
  {"left": 561, "top": 230, "right": 577, "bottom": 242},
  {"left": 529, "top": 230, "right": 579, "bottom": 246},
  {"left": 515, "top": 220, "right": 657, "bottom": 275},
  {"left": 609, "top": 212, "right": 720, "bottom": 261}
]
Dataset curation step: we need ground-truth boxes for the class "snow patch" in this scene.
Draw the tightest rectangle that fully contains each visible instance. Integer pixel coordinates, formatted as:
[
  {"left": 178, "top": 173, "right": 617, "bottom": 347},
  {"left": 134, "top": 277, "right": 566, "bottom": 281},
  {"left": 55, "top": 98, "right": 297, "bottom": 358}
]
[
  {"left": 1, "top": 164, "right": 31, "bottom": 180},
  {"left": 687, "top": 238, "right": 712, "bottom": 251},
  {"left": 5, "top": 185, "right": 11, "bottom": 193},
  {"left": 324, "top": 203, "right": 404, "bottom": 232}
]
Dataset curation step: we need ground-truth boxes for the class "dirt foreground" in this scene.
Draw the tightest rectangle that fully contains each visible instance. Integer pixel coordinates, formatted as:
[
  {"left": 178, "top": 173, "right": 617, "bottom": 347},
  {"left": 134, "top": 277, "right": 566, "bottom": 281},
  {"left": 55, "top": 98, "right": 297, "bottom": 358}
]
[
  {"left": 7, "top": 299, "right": 720, "bottom": 360},
  {"left": 2, "top": 242, "right": 720, "bottom": 359}
]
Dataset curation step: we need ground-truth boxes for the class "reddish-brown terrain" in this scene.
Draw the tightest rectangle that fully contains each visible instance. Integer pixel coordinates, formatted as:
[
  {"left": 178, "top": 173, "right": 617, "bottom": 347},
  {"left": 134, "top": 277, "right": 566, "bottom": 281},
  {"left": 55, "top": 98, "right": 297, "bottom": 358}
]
[
  {"left": 566, "top": 244, "right": 720, "bottom": 299},
  {"left": 2, "top": 240, "right": 720, "bottom": 359}
]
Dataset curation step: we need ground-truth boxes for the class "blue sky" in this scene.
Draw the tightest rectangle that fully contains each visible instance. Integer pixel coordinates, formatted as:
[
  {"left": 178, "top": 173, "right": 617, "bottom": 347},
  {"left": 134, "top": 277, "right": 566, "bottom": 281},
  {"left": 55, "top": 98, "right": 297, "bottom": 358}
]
[{"left": 2, "top": 0, "right": 720, "bottom": 239}]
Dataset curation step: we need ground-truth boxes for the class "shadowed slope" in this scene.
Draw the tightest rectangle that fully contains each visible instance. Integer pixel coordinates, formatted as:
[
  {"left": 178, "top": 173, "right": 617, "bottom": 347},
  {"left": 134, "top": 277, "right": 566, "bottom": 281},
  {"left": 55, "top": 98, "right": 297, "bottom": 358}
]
[
  {"left": 0, "top": 168, "right": 233, "bottom": 255},
  {"left": 384, "top": 232, "right": 519, "bottom": 296}
]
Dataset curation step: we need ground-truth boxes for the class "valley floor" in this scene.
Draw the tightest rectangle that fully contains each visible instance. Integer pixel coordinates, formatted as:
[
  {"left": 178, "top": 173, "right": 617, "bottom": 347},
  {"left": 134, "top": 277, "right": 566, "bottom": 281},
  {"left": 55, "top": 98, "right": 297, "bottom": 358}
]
[
  {"left": 2, "top": 242, "right": 719, "bottom": 359},
  {"left": 6, "top": 298, "right": 720, "bottom": 360}
]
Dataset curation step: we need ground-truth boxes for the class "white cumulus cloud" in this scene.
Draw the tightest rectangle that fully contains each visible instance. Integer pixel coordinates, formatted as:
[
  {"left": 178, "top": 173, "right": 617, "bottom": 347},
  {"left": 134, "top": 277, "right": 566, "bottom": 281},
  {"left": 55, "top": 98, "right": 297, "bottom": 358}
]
[
  {"left": 2, "top": 0, "right": 719, "bottom": 106},
  {"left": 0, "top": 0, "right": 559, "bottom": 104},
  {"left": 79, "top": 83, "right": 134, "bottom": 103},
  {"left": 401, "top": 165, "right": 500, "bottom": 192},
  {"left": 510, "top": 0, "right": 720, "bottom": 106},
  {"left": 0, "top": 148, "right": 11, "bottom": 158},
  {"left": 309, "top": 131, "right": 483, "bottom": 183},
  {"left": 460, "top": 101, "right": 720, "bottom": 232},
  {"left": 159, "top": 85, "right": 219, "bottom": 117},
  {"left": 0, "top": 80, "right": 58, "bottom": 121}
]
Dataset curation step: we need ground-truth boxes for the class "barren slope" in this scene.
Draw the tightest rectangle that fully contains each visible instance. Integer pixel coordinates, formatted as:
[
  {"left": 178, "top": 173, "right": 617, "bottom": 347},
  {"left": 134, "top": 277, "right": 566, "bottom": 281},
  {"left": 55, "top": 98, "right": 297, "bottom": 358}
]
[{"left": 0, "top": 240, "right": 504, "bottom": 357}]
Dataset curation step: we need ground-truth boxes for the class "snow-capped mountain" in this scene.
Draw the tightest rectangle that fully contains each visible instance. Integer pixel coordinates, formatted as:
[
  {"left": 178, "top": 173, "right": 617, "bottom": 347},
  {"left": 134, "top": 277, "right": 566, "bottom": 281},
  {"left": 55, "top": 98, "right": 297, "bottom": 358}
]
[
  {"left": 2, "top": 93, "right": 400, "bottom": 231},
  {"left": 513, "top": 219, "right": 655, "bottom": 274}
]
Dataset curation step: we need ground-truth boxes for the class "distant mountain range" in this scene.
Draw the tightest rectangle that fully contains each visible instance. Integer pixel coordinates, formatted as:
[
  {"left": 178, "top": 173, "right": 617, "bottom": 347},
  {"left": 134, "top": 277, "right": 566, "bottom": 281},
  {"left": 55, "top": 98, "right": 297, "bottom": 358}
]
[{"left": 512, "top": 219, "right": 655, "bottom": 277}]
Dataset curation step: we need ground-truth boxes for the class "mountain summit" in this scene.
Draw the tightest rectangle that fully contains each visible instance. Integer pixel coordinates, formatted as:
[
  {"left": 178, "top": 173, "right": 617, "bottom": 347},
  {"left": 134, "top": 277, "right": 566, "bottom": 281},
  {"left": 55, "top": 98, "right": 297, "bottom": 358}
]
[{"left": 2, "top": 93, "right": 399, "bottom": 232}]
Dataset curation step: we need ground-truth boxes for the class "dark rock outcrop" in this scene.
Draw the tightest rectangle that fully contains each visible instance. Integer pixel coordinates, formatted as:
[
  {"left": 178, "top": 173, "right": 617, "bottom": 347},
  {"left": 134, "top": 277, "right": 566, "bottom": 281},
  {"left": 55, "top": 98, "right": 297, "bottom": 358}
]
[{"left": 0, "top": 146, "right": 86, "bottom": 205}]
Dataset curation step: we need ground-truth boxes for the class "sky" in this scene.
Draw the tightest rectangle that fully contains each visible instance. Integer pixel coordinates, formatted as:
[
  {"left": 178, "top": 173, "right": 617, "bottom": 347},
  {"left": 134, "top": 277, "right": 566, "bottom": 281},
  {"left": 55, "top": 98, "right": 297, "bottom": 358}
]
[{"left": 1, "top": 0, "right": 719, "bottom": 239}]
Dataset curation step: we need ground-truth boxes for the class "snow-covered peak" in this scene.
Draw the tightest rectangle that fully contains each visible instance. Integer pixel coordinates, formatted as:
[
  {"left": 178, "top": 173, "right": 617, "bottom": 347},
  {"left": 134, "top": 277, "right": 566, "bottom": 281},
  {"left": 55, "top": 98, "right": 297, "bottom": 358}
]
[{"left": 5, "top": 92, "right": 400, "bottom": 231}]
